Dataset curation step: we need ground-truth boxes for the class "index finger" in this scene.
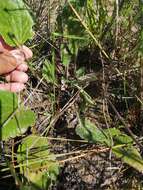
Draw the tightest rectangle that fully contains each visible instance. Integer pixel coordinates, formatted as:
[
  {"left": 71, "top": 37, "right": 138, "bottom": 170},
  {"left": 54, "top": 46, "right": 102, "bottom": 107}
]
[
  {"left": 19, "top": 45, "right": 33, "bottom": 60},
  {"left": 10, "top": 45, "right": 33, "bottom": 63}
]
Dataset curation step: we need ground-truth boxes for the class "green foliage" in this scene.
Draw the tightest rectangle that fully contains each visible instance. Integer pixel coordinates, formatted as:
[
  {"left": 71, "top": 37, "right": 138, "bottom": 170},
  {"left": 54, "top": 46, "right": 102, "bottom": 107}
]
[
  {"left": 87, "top": 0, "right": 108, "bottom": 38},
  {"left": 17, "top": 135, "right": 59, "bottom": 190},
  {"left": 57, "top": 0, "right": 86, "bottom": 36},
  {"left": 0, "top": 1, "right": 60, "bottom": 189},
  {"left": 0, "top": 0, "right": 143, "bottom": 189},
  {"left": 76, "top": 119, "right": 129, "bottom": 146},
  {"left": 112, "top": 146, "right": 143, "bottom": 173},
  {"left": 76, "top": 119, "right": 143, "bottom": 172},
  {"left": 0, "top": 91, "right": 35, "bottom": 141},
  {"left": 0, "top": 0, "right": 34, "bottom": 46},
  {"left": 53, "top": 0, "right": 143, "bottom": 173},
  {"left": 61, "top": 43, "right": 72, "bottom": 67},
  {"left": 55, "top": 0, "right": 90, "bottom": 69},
  {"left": 42, "top": 59, "right": 57, "bottom": 85}
]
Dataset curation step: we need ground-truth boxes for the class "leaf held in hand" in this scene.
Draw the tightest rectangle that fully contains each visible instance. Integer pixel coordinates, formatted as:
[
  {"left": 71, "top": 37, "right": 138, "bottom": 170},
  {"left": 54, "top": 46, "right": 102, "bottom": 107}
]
[{"left": 0, "top": 0, "right": 34, "bottom": 46}]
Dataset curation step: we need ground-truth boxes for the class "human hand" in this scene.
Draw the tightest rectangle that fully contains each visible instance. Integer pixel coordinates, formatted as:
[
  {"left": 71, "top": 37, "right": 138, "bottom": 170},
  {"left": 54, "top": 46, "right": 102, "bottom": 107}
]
[{"left": 0, "top": 37, "right": 32, "bottom": 92}]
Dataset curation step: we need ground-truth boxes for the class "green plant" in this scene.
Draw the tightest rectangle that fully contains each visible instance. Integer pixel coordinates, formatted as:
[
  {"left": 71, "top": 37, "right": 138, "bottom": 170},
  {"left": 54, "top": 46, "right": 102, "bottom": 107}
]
[
  {"left": 0, "top": 1, "right": 59, "bottom": 189},
  {"left": 17, "top": 135, "right": 59, "bottom": 190},
  {"left": 76, "top": 118, "right": 143, "bottom": 172},
  {"left": 0, "top": 91, "right": 35, "bottom": 141},
  {"left": 1, "top": 0, "right": 142, "bottom": 189},
  {"left": 0, "top": 0, "right": 34, "bottom": 46},
  {"left": 42, "top": 57, "right": 57, "bottom": 85},
  {"left": 52, "top": 0, "right": 143, "bottom": 173}
]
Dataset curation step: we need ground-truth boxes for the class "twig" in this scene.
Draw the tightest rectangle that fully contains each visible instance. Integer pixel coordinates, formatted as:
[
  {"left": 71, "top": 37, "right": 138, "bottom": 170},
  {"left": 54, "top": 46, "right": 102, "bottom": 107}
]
[
  {"left": 108, "top": 99, "right": 143, "bottom": 149},
  {"left": 68, "top": 1, "right": 110, "bottom": 59}
]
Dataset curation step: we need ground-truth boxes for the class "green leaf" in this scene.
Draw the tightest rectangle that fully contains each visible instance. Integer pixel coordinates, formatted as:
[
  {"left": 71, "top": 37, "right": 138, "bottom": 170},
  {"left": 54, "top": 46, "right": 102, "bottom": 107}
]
[
  {"left": 76, "top": 118, "right": 143, "bottom": 172},
  {"left": 113, "top": 134, "right": 133, "bottom": 145},
  {"left": 2, "top": 109, "right": 35, "bottom": 141},
  {"left": 0, "top": 0, "right": 34, "bottom": 46},
  {"left": 76, "top": 67, "right": 85, "bottom": 77},
  {"left": 42, "top": 59, "right": 57, "bottom": 85},
  {"left": 76, "top": 119, "right": 133, "bottom": 147},
  {"left": 112, "top": 146, "right": 143, "bottom": 172},
  {"left": 0, "top": 91, "right": 35, "bottom": 141},
  {"left": 53, "top": 32, "right": 87, "bottom": 40},
  {"left": 61, "top": 44, "right": 71, "bottom": 66},
  {"left": 17, "top": 135, "right": 59, "bottom": 190},
  {"left": 0, "top": 90, "right": 18, "bottom": 124},
  {"left": 76, "top": 119, "right": 121, "bottom": 146}
]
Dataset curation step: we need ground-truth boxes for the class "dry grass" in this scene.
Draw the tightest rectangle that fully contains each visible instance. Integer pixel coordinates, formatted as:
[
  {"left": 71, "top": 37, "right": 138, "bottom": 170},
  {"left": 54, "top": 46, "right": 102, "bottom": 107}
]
[{"left": 1, "top": 0, "right": 143, "bottom": 189}]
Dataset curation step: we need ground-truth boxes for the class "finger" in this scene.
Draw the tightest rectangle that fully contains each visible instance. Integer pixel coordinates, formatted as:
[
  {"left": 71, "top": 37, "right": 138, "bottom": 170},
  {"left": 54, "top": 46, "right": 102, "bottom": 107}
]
[
  {"left": 16, "top": 63, "right": 28, "bottom": 72},
  {"left": 0, "top": 83, "right": 25, "bottom": 92},
  {"left": 10, "top": 49, "right": 25, "bottom": 64},
  {"left": 0, "top": 37, "right": 32, "bottom": 60},
  {"left": 0, "top": 36, "right": 14, "bottom": 52},
  {"left": 10, "top": 46, "right": 33, "bottom": 62},
  {"left": 0, "top": 52, "right": 18, "bottom": 75},
  {"left": 5, "top": 70, "right": 28, "bottom": 83},
  {"left": 20, "top": 45, "right": 33, "bottom": 60}
]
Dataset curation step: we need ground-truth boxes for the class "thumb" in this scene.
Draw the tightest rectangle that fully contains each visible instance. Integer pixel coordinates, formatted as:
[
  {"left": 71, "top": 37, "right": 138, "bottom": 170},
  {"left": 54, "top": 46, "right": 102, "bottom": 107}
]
[{"left": 0, "top": 51, "right": 18, "bottom": 75}]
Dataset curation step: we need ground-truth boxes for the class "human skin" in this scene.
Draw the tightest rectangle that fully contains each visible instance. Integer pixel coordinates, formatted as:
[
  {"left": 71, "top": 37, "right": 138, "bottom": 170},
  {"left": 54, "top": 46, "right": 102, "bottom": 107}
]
[{"left": 0, "top": 37, "right": 32, "bottom": 92}]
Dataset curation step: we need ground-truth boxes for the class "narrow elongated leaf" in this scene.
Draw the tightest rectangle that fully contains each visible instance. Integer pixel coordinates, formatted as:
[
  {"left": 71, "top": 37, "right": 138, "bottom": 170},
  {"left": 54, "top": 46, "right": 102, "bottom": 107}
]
[
  {"left": 0, "top": 0, "right": 34, "bottom": 46},
  {"left": 113, "top": 134, "right": 133, "bottom": 145},
  {"left": 76, "top": 119, "right": 133, "bottom": 146},
  {"left": 113, "top": 146, "right": 143, "bottom": 172},
  {"left": 42, "top": 59, "right": 57, "bottom": 85},
  {"left": 76, "top": 118, "right": 143, "bottom": 172},
  {"left": 76, "top": 119, "right": 122, "bottom": 146}
]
